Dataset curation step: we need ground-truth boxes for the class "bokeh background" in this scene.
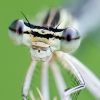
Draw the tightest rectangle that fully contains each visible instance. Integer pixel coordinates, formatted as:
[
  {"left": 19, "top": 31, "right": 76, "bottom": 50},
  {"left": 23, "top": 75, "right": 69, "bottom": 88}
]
[{"left": 0, "top": 0, "right": 100, "bottom": 100}]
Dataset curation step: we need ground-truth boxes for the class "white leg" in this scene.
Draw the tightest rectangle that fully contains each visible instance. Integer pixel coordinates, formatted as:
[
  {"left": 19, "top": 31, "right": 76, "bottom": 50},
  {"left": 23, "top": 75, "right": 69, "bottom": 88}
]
[
  {"left": 50, "top": 61, "right": 71, "bottom": 100},
  {"left": 54, "top": 51, "right": 85, "bottom": 98},
  {"left": 41, "top": 62, "right": 50, "bottom": 100},
  {"left": 22, "top": 60, "right": 37, "bottom": 100},
  {"left": 65, "top": 53, "right": 100, "bottom": 99}
]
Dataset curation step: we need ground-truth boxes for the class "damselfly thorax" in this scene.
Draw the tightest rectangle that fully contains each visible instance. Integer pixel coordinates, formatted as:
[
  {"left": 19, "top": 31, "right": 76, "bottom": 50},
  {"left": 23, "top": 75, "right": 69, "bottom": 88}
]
[{"left": 8, "top": 9, "right": 80, "bottom": 62}]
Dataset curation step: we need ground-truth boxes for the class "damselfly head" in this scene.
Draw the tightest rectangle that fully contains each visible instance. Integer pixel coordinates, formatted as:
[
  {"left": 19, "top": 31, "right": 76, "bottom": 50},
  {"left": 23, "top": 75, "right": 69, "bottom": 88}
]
[
  {"left": 8, "top": 19, "right": 24, "bottom": 45},
  {"left": 61, "top": 27, "right": 81, "bottom": 53},
  {"left": 8, "top": 10, "right": 81, "bottom": 62}
]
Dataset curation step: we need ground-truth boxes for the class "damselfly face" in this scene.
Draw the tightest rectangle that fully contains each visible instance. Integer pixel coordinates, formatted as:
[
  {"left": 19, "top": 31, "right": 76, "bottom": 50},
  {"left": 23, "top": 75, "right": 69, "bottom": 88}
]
[{"left": 8, "top": 9, "right": 81, "bottom": 62}]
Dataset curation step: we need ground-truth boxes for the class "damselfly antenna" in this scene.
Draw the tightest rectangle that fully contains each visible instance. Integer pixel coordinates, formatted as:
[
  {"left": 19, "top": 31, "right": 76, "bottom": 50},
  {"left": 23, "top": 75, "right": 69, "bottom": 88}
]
[
  {"left": 55, "top": 19, "right": 64, "bottom": 29},
  {"left": 20, "top": 11, "right": 31, "bottom": 28}
]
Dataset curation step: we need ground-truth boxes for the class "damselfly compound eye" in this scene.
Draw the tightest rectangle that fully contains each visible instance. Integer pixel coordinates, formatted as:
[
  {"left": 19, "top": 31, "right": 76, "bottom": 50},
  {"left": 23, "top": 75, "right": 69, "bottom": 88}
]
[
  {"left": 8, "top": 20, "right": 24, "bottom": 45},
  {"left": 61, "top": 27, "right": 81, "bottom": 53}
]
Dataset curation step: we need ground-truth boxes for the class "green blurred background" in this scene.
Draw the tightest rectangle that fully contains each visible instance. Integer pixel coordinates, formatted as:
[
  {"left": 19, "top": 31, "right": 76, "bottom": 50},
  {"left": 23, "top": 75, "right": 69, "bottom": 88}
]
[{"left": 0, "top": 0, "right": 100, "bottom": 100}]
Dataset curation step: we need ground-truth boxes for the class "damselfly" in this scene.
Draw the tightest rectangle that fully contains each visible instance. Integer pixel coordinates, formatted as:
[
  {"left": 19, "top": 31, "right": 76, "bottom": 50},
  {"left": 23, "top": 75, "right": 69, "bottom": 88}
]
[{"left": 8, "top": 1, "right": 100, "bottom": 100}]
